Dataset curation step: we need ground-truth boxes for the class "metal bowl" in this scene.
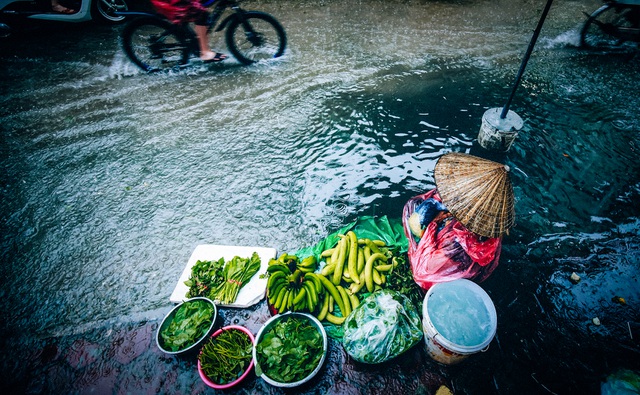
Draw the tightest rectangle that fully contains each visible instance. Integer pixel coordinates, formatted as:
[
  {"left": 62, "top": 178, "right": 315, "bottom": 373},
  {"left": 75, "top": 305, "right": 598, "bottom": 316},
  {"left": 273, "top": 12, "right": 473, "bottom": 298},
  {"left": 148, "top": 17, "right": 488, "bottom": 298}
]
[
  {"left": 156, "top": 297, "right": 218, "bottom": 355},
  {"left": 197, "top": 325, "right": 255, "bottom": 389},
  {"left": 253, "top": 312, "right": 327, "bottom": 387}
]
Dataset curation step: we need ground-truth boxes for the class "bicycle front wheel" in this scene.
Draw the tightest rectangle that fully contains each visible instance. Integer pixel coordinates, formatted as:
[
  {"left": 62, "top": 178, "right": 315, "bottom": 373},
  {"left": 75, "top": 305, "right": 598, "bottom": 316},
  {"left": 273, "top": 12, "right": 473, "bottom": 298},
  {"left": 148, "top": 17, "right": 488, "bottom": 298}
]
[
  {"left": 225, "top": 12, "right": 287, "bottom": 65},
  {"left": 122, "top": 17, "right": 190, "bottom": 72},
  {"left": 580, "top": 4, "right": 640, "bottom": 49}
]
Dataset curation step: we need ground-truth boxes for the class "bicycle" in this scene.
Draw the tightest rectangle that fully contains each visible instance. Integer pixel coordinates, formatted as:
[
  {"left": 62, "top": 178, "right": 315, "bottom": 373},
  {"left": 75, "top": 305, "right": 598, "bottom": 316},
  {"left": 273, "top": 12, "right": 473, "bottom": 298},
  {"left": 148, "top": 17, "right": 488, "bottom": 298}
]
[
  {"left": 580, "top": 0, "right": 640, "bottom": 49},
  {"left": 117, "top": 0, "right": 286, "bottom": 72}
]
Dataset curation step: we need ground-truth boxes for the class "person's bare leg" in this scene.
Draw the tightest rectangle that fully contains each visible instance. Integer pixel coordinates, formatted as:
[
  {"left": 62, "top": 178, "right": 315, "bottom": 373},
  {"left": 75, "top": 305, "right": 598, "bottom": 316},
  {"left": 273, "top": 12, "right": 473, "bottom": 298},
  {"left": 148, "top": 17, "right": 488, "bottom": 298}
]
[
  {"left": 195, "top": 25, "right": 215, "bottom": 61},
  {"left": 51, "top": 0, "right": 75, "bottom": 13}
]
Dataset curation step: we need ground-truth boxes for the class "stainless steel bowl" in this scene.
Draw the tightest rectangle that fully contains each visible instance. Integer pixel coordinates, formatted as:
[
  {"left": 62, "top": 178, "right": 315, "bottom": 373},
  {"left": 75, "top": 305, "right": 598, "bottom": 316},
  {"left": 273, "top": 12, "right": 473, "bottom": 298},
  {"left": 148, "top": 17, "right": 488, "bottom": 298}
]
[
  {"left": 253, "top": 312, "right": 328, "bottom": 387},
  {"left": 156, "top": 297, "right": 218, "bottom": 355}
]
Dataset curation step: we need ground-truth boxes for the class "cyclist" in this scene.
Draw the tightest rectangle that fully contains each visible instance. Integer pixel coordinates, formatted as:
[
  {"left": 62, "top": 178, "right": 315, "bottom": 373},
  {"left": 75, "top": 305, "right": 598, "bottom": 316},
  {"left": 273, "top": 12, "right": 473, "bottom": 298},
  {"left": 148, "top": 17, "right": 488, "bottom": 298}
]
[{"left": 150, "top": 0, "right": 228, "bottom": 62}]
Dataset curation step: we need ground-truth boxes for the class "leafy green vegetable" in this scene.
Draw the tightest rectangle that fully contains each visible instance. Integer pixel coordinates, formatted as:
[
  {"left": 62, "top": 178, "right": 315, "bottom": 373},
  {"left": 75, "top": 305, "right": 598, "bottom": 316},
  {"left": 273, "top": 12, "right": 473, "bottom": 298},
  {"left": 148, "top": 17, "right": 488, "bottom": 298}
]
[
  {"left": 255, "top": 316, "right": 324, "bottom": 383},
  {"left": 160, "top": 299, "right": 215, "bottom": 352},
  {"left": 199, "top": 328, "right": 253, "bottom": 385},
  {"left": 185, "top": 253, "right": 262, "bottom": 304},
  {"left": 384, "top": 253, "right": 425, "bottom": 312},
  {"left": 185, "top": 258, "right": 226, "bottom": 299}
]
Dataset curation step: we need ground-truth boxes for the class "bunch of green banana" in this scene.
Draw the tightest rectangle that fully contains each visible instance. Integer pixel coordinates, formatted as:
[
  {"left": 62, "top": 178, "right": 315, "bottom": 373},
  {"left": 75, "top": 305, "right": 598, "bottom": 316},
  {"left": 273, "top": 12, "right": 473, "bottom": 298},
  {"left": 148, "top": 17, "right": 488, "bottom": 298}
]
[
  {"left": 319, "top": 231, "right": 398, "bottom": 295},
  {"left": 266, "top": 254, "right": 324, "bottom": 314}
]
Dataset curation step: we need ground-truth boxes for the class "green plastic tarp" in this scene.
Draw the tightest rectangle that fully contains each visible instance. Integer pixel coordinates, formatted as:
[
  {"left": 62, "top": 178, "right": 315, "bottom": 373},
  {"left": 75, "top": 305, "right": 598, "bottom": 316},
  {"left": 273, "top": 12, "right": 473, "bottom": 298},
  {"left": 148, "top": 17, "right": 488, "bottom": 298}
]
[{"left": 293, "top": 215, "right": 408, "bottom": 262}]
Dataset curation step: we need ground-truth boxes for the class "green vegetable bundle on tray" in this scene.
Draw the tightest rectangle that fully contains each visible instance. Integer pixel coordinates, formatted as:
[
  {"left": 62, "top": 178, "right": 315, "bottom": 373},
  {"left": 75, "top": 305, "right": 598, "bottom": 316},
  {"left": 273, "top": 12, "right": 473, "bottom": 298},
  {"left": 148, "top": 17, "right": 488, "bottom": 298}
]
[{"left": 185, "top": 252, "right": 261, "bottom": 304}]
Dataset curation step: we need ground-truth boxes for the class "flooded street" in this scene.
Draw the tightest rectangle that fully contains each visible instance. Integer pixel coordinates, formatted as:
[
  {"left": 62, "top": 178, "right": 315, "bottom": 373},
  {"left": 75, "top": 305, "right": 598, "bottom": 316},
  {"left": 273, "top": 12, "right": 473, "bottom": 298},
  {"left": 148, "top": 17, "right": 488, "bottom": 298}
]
[{"left": 1, "top": 0, "right": 639, "bottom": 393}]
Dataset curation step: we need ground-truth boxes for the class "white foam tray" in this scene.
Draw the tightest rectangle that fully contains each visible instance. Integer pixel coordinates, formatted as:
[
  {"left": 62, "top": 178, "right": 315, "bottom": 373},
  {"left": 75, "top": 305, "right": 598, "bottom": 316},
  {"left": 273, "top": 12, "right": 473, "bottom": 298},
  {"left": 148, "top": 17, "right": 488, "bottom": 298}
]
[{"left": 170, "top": 244, "right": 277, "bottom": 308}]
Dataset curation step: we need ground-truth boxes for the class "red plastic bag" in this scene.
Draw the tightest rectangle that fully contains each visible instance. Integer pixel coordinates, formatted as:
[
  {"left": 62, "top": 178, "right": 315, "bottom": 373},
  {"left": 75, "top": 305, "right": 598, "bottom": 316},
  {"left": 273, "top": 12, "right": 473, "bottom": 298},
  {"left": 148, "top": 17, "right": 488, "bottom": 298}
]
[{"left": 402, "top": 189, "right": 502, "bottom": 290}]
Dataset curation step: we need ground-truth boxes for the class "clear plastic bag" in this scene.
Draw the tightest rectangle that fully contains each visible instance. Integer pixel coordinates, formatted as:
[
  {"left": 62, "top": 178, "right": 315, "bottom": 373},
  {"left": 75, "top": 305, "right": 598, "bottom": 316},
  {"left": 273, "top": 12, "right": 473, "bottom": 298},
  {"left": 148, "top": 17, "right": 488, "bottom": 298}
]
[
  {"left": 402, "top": 189, "right": 502, "bottom": 290},
  {"left": 342, "top": 290, "right": 423, "bottom": 364}
]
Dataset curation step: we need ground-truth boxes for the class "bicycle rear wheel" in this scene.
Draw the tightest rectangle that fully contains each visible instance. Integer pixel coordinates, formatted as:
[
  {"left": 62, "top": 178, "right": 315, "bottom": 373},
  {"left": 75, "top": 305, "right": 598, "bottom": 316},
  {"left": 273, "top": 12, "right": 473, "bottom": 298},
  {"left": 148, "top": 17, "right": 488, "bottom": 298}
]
[
  {"left": 580, "top": 4, "right": 640, "bottom": 49},
  {"left": 122, "top": 17, "right": 190, "bottom": 72},
  {"left": 225, "top": 12, "right": 287, "bottom": 65}
]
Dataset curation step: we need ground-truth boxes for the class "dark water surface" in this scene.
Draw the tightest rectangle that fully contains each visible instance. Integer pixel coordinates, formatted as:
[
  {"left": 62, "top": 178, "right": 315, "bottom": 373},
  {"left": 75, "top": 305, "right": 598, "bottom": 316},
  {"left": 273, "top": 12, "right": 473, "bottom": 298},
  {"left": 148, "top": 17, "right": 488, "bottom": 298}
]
[{"left": 1, "top": 0, "right": 639, "bottom": 394}]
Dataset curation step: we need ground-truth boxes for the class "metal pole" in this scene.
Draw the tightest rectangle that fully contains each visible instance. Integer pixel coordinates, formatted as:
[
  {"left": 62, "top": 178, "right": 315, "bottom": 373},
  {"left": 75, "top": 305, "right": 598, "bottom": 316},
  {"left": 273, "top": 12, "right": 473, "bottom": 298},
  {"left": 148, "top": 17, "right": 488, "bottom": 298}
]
[{"left": 501, "top": 0, "right": 554, "bottom": 119}]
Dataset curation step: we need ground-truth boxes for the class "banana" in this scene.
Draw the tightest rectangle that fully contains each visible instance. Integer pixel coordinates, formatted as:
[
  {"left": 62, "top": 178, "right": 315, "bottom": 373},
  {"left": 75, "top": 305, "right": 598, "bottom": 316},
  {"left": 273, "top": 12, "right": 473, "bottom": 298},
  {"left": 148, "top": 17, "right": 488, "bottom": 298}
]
[
  {"left": 267, "top": 263, "right": 290, "bottom": 274},
  {"left": 359, "top": 238, "right": 382, "bottom": 254},
  {"left": 267, "top": 271, "right": 287, "bottom": 289},
  {"left": 332, "top": 236, "right": 348, "bottom": 285},
  {"left": 293, "top": 286, "right": 307, "bottom": 306},
  {"left": 346, "top": 231, "right": 360, "bottom": 284},
  {"left": 364, "top": 253, "right": 375, "bottom": 293},
  {"left": 353, "top": 271, "right": 366, "bottom": 294},
  {"left": 286, "top": 288, "right": 295, "bottom": 311},
  {"left": 325, "top": 313, "right": 346, "bottom": 325},
  {"left": 303, "top": 280, "right": 318, "bottom": 309},
  {"left": 303, "top": 282, "right": 316, "bottom": 312},
  {"left": 373, "top": 268, "right": 383, "bottom": 286},
  {"left": 348, "top": 292, "right": 360, "bottom": 310},
  {"left": 274, "top": 287, "right": 288, "bottom": 312},
  {"left": 268, "top": 281, "right": 285, "bottom": 302},
  {"left": 337, "top": 285, "right": 351, "bottom": 317},
  {"left": 321, "top": 262, "right": 336, "bottom": 276},
  {"left": 356, "top": 246, "right": 365, "bottom": 275},
  {"left": 318, "top": 272, "right": 346, "bottom": 314},
  {"left": 320, "top": 248, "right": 335, "bottom": 258},
  {"left": 290, "top": 269, "right": 304, "bottom": 285},
  {"left": 364, "top": 253, "right": 386, "bottom": 293},
  {"left": 372, "top": 239, "right": 386, "bottom": 247},
  {"left": 299, "top": 255, "right": 317, "bottom": 270},
  {"left": 363, "top": 244, "right": 371, "bottom": 264},
  {"left": 304, "top": 273, "right": 323, "bottom": 294},
  {"left": 374, "top": 263, "right": 393, "bottom": 272},
  {"left": 317, "top": 294, "right": 329, "bottom": 321},
  {"left": 298, "top": 266, "right": 315, "bottom": 273}
]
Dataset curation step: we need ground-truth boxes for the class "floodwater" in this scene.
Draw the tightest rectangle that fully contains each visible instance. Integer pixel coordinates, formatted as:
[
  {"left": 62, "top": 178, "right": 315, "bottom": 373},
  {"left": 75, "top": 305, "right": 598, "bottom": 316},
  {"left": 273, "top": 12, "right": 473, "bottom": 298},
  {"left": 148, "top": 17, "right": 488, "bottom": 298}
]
[{"left": 1, "top": 0, "right": 639, "bottom": 394}]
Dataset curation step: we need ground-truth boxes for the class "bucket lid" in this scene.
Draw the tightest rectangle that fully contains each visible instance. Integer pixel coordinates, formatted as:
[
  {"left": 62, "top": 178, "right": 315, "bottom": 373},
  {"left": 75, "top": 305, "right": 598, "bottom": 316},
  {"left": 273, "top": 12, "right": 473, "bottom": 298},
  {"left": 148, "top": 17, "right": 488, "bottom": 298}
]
[
  {"left": 434, "top": 152, "right": 515, "bottom": 238},
  {"left": 423, "top": 279, "right": 497, "bottom": 352}
]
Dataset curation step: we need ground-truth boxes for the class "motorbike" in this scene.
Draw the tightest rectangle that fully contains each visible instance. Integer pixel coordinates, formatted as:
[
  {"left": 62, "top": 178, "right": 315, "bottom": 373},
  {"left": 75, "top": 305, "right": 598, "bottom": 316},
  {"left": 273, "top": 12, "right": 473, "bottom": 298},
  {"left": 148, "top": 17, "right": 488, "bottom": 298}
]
[{"left": 0, "top": 0, "right": 129, "bottom": 37}]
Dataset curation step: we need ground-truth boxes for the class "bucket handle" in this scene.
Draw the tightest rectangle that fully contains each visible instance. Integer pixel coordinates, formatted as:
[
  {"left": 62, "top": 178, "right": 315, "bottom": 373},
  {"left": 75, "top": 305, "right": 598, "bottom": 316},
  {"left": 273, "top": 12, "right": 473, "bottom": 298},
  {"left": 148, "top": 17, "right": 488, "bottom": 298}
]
[{"left": 481, "top": 344, "right": 490, "bottom": 352}]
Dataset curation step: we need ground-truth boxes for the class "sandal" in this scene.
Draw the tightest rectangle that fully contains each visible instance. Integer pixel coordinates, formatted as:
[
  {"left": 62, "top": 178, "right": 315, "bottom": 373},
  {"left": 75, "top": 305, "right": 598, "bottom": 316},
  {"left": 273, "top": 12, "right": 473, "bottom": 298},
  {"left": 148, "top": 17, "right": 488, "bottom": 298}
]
[{"left": 202, "top": 52, "right": 228, "bottom": 63}]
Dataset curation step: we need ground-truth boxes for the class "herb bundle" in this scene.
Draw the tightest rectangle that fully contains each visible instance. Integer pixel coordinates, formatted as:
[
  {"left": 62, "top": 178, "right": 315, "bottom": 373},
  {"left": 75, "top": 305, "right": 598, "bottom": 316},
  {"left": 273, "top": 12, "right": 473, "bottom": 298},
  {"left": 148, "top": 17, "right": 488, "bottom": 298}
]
[
  {"left": 160, "top": 299, "right": 215, "bottom": 352},
  {"left": 199, "top": 328, "right": 253, "bottom": 385},
  {"left": 185, "top": 252, "right": 262, "bottom": 304},
  {"left": 255, "top": 316, "right": 324, "bottom": 383}
]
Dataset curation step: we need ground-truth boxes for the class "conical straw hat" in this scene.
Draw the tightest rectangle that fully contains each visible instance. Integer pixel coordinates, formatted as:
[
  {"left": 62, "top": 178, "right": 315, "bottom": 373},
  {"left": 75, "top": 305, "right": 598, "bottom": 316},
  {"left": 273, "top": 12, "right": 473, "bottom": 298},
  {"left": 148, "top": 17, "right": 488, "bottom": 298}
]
[{"left": 434, "top": 152, "right": 515, "bottom": 238}]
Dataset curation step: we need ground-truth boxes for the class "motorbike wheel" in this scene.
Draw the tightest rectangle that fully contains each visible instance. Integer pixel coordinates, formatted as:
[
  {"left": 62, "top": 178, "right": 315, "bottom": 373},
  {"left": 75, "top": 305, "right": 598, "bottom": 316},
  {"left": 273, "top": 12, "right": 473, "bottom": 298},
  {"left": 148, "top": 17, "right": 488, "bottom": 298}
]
[
  {"left": 93, "top": 0, "right": 128, "bottom": 24},
  {"left": 225, "top": 12, "right": 287, "bottom": 65},
  {"left": 121, "top": 17, "right": 190, "bottom": 72}
]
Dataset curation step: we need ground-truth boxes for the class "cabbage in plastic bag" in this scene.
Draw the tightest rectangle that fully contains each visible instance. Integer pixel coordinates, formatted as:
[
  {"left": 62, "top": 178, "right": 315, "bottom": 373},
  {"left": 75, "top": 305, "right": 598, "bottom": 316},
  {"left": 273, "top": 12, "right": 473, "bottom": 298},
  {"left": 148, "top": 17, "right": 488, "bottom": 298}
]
[{"left": 342, "top": 289, "right": 423, "bottom": 364}]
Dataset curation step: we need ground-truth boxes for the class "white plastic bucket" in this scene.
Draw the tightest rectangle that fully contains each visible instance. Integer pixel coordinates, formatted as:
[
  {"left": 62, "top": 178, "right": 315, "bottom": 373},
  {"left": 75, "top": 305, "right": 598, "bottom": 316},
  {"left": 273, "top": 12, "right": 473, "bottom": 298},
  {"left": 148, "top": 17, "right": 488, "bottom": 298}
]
[{"left": 422, "top": 279, "right": 497, "bottom": 365}]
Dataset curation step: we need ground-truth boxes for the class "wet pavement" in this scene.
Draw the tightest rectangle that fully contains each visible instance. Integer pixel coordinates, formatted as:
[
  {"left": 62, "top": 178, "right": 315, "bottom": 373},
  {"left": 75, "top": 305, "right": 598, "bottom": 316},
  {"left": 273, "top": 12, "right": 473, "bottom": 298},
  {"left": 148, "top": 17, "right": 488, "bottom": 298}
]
[{"left": 1, "top": 0, "right": 640, "bottom": 394}]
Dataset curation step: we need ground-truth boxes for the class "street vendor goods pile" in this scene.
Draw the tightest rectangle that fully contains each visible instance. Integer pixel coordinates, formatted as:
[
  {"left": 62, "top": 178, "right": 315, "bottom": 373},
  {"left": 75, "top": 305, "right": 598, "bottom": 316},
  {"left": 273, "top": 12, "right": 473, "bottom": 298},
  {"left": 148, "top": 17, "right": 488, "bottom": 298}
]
[{"left": 160, "top": 152, "right": 516, "bottom": 386}]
